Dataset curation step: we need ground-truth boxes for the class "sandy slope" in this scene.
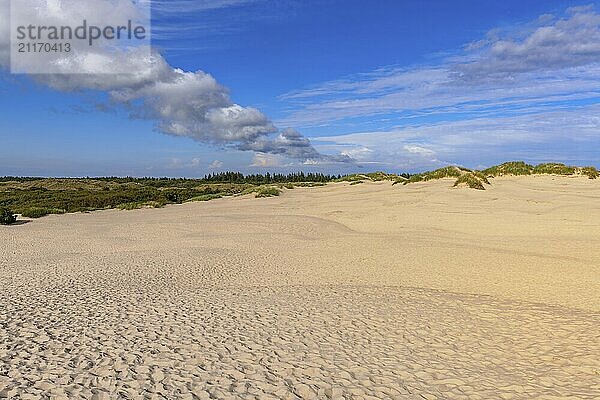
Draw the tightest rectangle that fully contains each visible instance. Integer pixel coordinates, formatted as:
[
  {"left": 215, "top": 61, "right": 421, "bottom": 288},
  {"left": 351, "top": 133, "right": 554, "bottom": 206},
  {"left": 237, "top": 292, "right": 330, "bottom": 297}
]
[{"left": 1, "top": 175, "right": 599, "bottom": 399}]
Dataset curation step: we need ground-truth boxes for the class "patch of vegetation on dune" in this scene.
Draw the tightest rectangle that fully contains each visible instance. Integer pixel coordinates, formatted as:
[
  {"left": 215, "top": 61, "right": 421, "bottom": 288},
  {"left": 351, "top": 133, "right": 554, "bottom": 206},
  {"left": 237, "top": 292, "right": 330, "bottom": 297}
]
[
  {"left": 336, "top": 172, "right": 408, "bottom": 183},
  {"left": 0, "top": 207, "right": 16, "bottom": 225},
  {"left": 482, "top": 161, "right": 534, "bottom": 177},
  {"left": 184, "top": 194, "right": 225, "bottom": 203},
  {"left": 532, "top": 163, "right": 577, "bottom": 176},
  {"left": 580, "top": 166, "right": 599, "bottom": 179},
  {"left": 402, "top": 166, "right": 470, "bottom": 185},
  {"left": 254, "top": 186, "right": 281, "bottom": 198},
  {"left": 20, "top": 207, "right": 66, "bottom": 218},
  {"left": 0, "top": 173, "right": 338, "bottom": 218},
  {"left": 399, "top": 161, "right": 598, "bottom": 190},
  {"left": 117, "top": 201, "right": 166, "bottom": 210},
  {"left": 453, "top": 172, "right": 487, "bottom": 190},
  {"left": 349, "top": 180, "right": 364, "bottom": 185}
]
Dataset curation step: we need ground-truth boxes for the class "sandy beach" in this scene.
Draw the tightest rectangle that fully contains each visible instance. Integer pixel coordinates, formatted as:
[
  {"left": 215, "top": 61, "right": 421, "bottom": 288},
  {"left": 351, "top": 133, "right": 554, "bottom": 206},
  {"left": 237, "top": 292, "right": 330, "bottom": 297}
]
[{"left": 1, "top": 175, "right": 599, "bottom": 399}]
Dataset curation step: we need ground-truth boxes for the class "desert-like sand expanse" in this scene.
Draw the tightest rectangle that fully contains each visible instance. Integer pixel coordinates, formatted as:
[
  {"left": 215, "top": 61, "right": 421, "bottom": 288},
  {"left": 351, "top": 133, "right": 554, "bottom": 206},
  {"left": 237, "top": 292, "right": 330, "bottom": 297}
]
[{"left": 1, "top": 175, "right": 599, "bottom": 399}]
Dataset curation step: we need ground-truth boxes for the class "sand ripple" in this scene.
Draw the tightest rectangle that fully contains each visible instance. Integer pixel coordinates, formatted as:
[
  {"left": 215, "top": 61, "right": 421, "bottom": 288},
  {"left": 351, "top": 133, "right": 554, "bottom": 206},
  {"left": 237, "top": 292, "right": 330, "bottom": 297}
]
[{"left": 1, "top": 281, "right": 599, "bottom": 399}]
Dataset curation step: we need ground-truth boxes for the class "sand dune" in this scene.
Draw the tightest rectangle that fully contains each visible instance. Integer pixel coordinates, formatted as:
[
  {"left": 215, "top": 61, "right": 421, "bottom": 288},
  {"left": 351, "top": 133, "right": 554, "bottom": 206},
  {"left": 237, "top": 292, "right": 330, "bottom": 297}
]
[{"left": 1, "top": 175, "right": 599, "bottom": 399}]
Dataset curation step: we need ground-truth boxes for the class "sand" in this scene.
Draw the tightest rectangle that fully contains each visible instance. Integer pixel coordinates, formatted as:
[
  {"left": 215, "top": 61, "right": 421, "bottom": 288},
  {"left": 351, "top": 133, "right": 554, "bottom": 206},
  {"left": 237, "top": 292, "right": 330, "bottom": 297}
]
[{"left": 1, "top": 174, "right": 599, "bottom": 399}]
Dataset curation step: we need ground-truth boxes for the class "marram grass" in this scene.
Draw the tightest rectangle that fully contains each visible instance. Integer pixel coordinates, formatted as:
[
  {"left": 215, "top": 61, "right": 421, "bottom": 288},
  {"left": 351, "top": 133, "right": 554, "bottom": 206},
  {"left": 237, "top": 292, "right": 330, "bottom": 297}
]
[{"left": 400, "top": 161, "right": 597, "bottom": 190}]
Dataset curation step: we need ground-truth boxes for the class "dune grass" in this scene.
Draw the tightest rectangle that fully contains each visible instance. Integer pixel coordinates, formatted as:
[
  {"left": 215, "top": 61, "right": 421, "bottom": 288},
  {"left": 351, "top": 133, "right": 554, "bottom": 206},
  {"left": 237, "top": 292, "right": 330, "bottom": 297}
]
[
  {"left": 399, "top": 161, "right": 597, "bottom": 190},
  {"left": 532, "top": 163, "right": 576, "bottom": 176},
  {"left": 482, "top": 161, "right": 534, "bottom": 177},
  {"left": 453, "top": 172, "right": 486, "bottom": 190},
  {"left": 336, "top": 172, "right": 407, "bottom": 183}
]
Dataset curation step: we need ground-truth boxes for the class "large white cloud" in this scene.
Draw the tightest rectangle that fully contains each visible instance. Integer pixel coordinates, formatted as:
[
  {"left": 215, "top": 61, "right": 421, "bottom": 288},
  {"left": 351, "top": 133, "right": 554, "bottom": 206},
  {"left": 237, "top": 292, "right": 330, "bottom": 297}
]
[{"left": 0, "top": 0, "right": 349, "bottom": 164}]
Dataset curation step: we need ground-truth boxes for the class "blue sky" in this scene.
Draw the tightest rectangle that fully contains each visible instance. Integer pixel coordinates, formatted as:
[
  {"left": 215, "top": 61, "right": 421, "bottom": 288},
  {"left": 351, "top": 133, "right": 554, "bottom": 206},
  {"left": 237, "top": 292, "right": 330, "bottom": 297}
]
[{"left": 1, "top": 0, "right": 599, "bottom": 176}]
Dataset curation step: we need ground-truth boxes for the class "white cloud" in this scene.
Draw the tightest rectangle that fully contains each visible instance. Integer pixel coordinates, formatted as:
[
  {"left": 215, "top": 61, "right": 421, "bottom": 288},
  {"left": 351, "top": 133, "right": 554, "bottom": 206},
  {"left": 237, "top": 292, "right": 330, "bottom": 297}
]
[
  {"left": 250, "top": 153, "right": 285, "bottom": 168},
  {"left": 278, "top": 7, "right": 600, "bottom": 130},
  {"left": 315, "top": 104, "right": 600, "bottom": 170},
  {"left": 208, "top": 160, "right": 224, "bottom": 169},
  {"left": 0, "top": 0, "right": 350, "bottom": 165}
]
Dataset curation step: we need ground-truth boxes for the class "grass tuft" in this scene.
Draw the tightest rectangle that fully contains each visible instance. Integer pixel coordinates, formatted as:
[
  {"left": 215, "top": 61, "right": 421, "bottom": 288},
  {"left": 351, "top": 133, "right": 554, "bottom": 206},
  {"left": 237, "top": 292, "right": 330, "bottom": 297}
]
[{"left": 453, "top": 172, "right": 486, "bottom": 190}]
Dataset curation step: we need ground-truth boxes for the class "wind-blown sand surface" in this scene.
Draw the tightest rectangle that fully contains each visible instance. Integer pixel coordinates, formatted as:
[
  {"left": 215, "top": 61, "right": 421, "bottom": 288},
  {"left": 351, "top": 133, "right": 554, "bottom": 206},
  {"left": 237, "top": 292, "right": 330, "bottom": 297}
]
[{"left": 1, "top": 175, "right": 599, "bottom": 399}]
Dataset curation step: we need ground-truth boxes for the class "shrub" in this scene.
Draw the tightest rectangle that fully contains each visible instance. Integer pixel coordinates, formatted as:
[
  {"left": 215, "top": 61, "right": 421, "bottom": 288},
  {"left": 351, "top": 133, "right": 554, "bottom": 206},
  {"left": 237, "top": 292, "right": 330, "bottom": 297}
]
[
  {"left": 0, "top": 207, "right": 16, "bottom": 225},
  {"left": 20, "top": 207, "right": 65, "bottom": 218},
  {"left": 185, "top": 194, "right": 223, "bottom": 202},
  {"left": 255, "top": 186, "right": 281, "bottom": 198},
  {"left": 349, "top": 180, "right": 364, "bottom": 185},
  {"left": 117, "top": 201, "right": 165, "bottom": 210}
]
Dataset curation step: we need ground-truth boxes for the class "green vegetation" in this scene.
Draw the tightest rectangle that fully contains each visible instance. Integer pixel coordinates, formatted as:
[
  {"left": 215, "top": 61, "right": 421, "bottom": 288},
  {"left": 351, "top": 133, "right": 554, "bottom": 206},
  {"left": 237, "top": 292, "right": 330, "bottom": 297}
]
[
  {"left": 1, "top": 162, "right": 596, "bottom": 217},
  {"left": 532, "top": 163, "right": 576, "bottom": 176},
  {"left": 0, "top": 172, "right": 345, "bottom": 218},
  {"left": 185, "top": 194, "right": 224, "bottom": 203},
  {"left": 453, "top": 172, "right": 487, "bottom": 190},
  {"left": 399, "top": 161, "right": 598, "bottom": 190},
  {"left": 255, "top": 186, "right": 281, "bottom": 198},
  {"left": 0, "top": 207, "right": 16, "bottom": 225},
  {"left": 20, "top": 207, "right": 66, "bottom": 218},
  {"left": 482, "top": 161, "right": 534, "bottom": 177},
  {"left": 481, "top": 161, "right": 598, "bottom": 179},
  {"left": 117, "top": 201, "right": 165, "bottom": 210},
  {"left": 336, "top": 172, "right": 408, "bottom": 183},
  {"left": 581, "top": 166, "right": 599, "bottom": 179},
  {"left": 402, "top": 166, "right": 468, "bottom": 185}
]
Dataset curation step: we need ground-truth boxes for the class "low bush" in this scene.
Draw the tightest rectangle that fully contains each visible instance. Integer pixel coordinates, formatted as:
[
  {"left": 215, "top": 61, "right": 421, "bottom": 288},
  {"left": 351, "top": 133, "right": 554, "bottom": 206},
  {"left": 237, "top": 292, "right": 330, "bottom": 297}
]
[
  {"left": 20, "top": 207, "right": 65, "bottom": 218},
  {"left": 117, "top": 201, "right": 165, "bottom": 210},
  {"left": 255, "top": 186, "right": 281, "bottom": 198},
  {"left": 185, "top": 194, "right": 224, "bottom": 202},
  {"left": 0, "top": 207, "right": 16, "bottom": 225}
]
